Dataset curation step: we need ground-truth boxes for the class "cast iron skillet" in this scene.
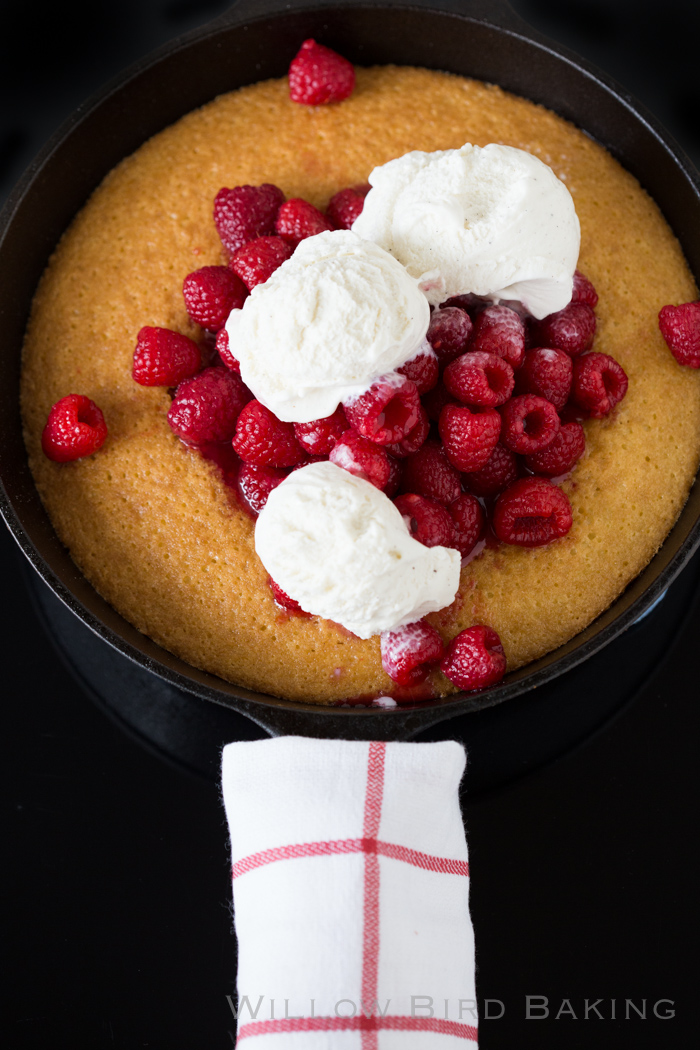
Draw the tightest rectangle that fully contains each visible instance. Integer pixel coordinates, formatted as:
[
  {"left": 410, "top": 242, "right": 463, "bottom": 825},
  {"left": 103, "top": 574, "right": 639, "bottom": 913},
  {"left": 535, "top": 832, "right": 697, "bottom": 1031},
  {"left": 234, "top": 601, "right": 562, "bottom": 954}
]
[{"left": 1, "top": 0, "right": 699, "bottom": 740}]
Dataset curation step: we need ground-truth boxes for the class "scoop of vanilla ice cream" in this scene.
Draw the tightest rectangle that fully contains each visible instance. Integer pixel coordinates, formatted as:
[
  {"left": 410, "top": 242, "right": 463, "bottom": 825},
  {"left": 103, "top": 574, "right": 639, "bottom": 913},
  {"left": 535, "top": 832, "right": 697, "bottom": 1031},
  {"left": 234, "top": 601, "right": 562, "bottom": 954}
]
[
  {"left": 225, "top": 230, "right": 430, "bottom": 423},
  {"left": 352, "top": 143, "right": 580, "bottom": 319},
  {"left": 255, "top": 461, "right": 460, "bottom": 639}
]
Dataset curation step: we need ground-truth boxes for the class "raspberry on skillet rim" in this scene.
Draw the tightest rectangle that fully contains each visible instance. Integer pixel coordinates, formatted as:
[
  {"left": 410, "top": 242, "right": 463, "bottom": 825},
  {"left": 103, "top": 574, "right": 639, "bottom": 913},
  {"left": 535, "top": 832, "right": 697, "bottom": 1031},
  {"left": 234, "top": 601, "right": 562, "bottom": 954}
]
[{"left": 288, "top": 39, "right": 356, "bottom": 105}]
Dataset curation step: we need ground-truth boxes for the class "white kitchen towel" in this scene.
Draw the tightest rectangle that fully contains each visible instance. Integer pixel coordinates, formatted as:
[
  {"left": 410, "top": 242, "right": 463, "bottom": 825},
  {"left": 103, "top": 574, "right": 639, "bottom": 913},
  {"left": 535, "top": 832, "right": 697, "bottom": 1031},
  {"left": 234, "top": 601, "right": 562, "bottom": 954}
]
[{"left": 221, "top": 736, "right": 477, "bottom": 1048}]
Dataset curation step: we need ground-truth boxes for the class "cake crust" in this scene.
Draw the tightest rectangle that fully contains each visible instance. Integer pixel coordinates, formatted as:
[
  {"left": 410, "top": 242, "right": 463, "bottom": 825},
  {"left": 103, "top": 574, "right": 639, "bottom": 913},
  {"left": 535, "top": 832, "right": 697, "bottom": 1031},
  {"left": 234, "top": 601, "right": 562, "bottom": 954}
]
[{"left": 21, "top": 67, "right": 700, "bottom": 703}]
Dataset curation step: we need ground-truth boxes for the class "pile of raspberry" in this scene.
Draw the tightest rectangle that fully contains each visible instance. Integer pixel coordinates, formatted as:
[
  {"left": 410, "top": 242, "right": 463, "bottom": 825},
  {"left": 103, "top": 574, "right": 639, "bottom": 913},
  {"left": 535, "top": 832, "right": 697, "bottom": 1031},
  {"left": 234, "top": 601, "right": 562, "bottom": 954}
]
[{"left": 121, "top": 166, "right": 633, "bottom": 695}]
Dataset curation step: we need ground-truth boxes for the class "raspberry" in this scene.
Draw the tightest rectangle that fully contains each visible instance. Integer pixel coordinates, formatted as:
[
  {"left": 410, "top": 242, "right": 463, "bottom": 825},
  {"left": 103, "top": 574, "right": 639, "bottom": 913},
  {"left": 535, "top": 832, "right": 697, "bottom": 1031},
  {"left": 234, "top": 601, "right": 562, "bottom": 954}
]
[
  {"left": 213, "top": 183, "right": 285, "bottom": 254},
  {"left": 275, "top": 198, "right": 333, "bottom": 246},
  {"left": 394, "top": 493, "right": 457, "bottom": 549},
  {"left": 380, "top": 621, "right": 445, "bottom": 686},
  {"left": 237, "top": 463, "right": 288, "bottom": 516},
  {"left": 168, "top": 367, "right": 251, "bottom": 446},
  {"left": 441, "top": 625, "right": 506, "bottom": 691},
  {"left": 386, "top": 406, "right": 429, "bottom": 458},
  {"left": 438, "top": 403, "right": 501, "bottom": 472},
  {"left": 525, "top": 421, "right": 586, "bottom": 477},
  {"left": 270, "top": 578, "right": 303, "bottom": 612},
  {"left": 493, "top": 477, "right": 573, "bottom": 547},
  {"left": 399, "top": 440, "right": 461, "bottom": 505},
  {"left": 293, "top": 405, "right": 348, "bottom": 456},
  {"left": 532, "top": 302, "right": 596, "bottom": 357},
  {"left": 41, "top": 394, "right": 108, "bottom": 463},
  {"left": 215, "top": 328, "right": 240, "bottom": 374},
  {"left": 516, "top": 347, "right": 572, "bottom": 409},
  {"left": 383, "top": 455, "right": 403, "bottom": 498},
  {"left": 288, "top": 39, "right": 355, "bottom": 105},
  {"left": 344, "top": 374, "right": 420, "bottom": 445},
  {"left": 230, "top": 236, "right": 293, "bottom": 290},
  {"left": 571, "top": 352, "right": 628, "bottom": 417},
  {"left": 329, "top": 430, "right": 393, "bottom": 490},
  {"left": 462, "top": 442, "right": 519, "bottom": 499},
  {"left": 427, "top": 307, "right": 473, "bottom": 366},
  {"left": 233, "top": 400, "right": 307, "bottom": 468},
  {"left": 132, "top": 326, "right": 201, "bottom": 387},
  {"left": 500, "top": 394, "right": 560, "bottom": 454},
  {"left": 422, "top": 382, "right": 457, "bottom": 423},
  {"left": 443, "top": 350, "right": 514, "bottom": 408},
  {"left": 182, "top": 265, "right": 248, "bottom": 332},
  {"left": 658, "top": 300, "right": 700, "bottom": 368},
  {"left": 326, "top": 184, "right": 369, "bottom": 229},
  {"left": 448, "top": 493, "right": 485, "bottom": 558},
  {"left": 397, "top": 347, "right": 439, "bottom": 394},
  {"left": 571, "top": 269, "right": 599, "bottom": 308},
  {"left": 469, "top": 305, "right": 525, "bottom": 369},
  {"left": 440, "top": 293, "right": 482, "bottom": 315}
]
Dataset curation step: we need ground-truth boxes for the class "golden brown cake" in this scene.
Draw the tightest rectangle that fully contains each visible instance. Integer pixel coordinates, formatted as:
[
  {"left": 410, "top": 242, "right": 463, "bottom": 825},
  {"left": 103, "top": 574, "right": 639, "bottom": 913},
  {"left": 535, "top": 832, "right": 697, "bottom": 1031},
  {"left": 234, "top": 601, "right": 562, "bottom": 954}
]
[{"left": 20, "top": 66, "right": 700, "bottom": 703}]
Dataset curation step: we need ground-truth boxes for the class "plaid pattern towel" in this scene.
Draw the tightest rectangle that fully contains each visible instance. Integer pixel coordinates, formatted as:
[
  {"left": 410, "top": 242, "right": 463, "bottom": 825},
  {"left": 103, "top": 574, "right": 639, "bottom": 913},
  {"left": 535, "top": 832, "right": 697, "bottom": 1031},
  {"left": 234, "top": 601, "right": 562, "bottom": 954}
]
[{"left": 222, "top": 736, "right": 477, "bottom": 1048}]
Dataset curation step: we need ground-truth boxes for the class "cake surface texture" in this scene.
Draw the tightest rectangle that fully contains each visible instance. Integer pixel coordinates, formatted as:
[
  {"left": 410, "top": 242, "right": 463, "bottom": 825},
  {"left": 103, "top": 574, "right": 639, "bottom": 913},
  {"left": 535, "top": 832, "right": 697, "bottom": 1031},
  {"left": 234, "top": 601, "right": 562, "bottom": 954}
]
[{"left": 21, "top": 66, "right": 700, "bottom": 703}]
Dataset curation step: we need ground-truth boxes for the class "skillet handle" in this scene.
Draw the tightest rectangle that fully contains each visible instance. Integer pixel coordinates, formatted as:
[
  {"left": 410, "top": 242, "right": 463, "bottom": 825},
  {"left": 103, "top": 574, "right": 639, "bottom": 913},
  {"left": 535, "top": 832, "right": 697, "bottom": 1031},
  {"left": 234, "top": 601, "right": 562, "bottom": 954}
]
[
  {"left": 208, "top": 0, "right": 529, "bottom": 34},
  {"left": 222, "top": 738, "right": 477, "bottom": 1043}
]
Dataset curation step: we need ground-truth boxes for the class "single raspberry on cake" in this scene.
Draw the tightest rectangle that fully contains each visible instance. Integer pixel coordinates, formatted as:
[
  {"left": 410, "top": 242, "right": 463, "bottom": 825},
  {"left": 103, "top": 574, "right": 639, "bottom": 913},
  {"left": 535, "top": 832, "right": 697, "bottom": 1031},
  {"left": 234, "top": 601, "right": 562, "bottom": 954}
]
[
  {"left": 344, "top": 375, "right": 420, "bottom": 445},
  {"left": 516, "top": 347, "right": 572, "bottom": 409},
  {"left": 531, "top": 302, "right": 596, "bottom": 357},
  {"left": 500, "top": 394, "right": 560, "bottom": 454},
  {"left": 168, "top": 367, "right": 251, "bottom": 446},
  {"left": 238, "top": 463, "right": 288, "bottom": 517},
  {"left": 230, "top": 236, "right": 293, "bottom": 290},
  {"left": 658, "top": 300, "right": 700, "bottom": 368},
  {"left": 441, "top": 625, "right": 506, "bottom": 690},
  {"left": 571, "top": 269, "right": 599, "bottom": 308},
  {"left": 326, "top": 184, "right": 369, "bottom": 229},
  {"left": 399, "top": 440, "right": 462, "bottom": 505},
  {"left": 182, "top": 266, "right": 248, "bottom": 332},
  {"left": 288, "top": 39, "right": 355, "bottom": 105},
  {"left": 42, "top": 394, "right": 108, "bottom": 463},
  {"left": 393, "top": 493, "right": 457, "bottom": 549},
  {"left": 439, "top": 403, "right": 501, "bottom": 472},
  {"left": 571, "top": 352, "right": 628, "bottom": 417},
  {"left": 397, "top": 347, "right": 439, "bottom": 394},
  {"left": 213, "top": 183, "right": 285, "bottom": 254},
  {"left": 380, "top": 621, "right": 445, "bottom": 686},
  {"left": 275, "top": 198, "right": 334, "bottom": 245},
  {"left": 293, "top": 405, "right": 348, "bottom": 456},
  {"left": 215, "top": 329, "right": 240, "bottom": 374},
  {"left": 448, "top": 493, "right": 485, "bottom": 558},
  {"left": 462, "top": 442, "right": 519, "bottom": 498},
  {"left": 443, "top": 350, "right": 514, "bottom": 407},
  {"left": 329, "top": 430, "right": 393, "bottom": 490},
  {"left": 525, "top": 422, "right": 586, "bottom": 476},
  {"left": 233, "top": 400, "right": 307, "bottom": 468},
  {"left": 132, "top": 326, "right": 202, "bottom": 387},
  {"left": 493, "top": 476, "right": 573, "bottom": 547},
  {"left": 469, "top": 305, "right": 525, "bottom": 369},
  {"left": 269, "top": 578, "right": 303, "bottom": 612},
  {"left": 427, "top": 307, "right": 473, "bottom": 365}
]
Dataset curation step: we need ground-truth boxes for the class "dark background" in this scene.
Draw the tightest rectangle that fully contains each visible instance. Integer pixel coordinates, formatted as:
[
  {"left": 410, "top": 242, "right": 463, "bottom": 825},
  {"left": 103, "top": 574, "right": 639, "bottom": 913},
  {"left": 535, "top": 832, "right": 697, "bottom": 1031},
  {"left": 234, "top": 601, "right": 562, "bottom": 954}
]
[{"left": 2, "top": 1, "right": 699, "bottom": 1047}]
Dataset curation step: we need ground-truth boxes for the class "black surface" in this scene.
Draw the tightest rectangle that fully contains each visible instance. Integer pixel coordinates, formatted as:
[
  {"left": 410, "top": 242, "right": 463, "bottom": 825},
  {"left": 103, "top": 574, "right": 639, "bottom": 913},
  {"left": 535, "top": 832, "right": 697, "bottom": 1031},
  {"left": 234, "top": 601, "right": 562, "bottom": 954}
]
[{"left": 2, "top": 1, "right": 700, "bottom": 1047}]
